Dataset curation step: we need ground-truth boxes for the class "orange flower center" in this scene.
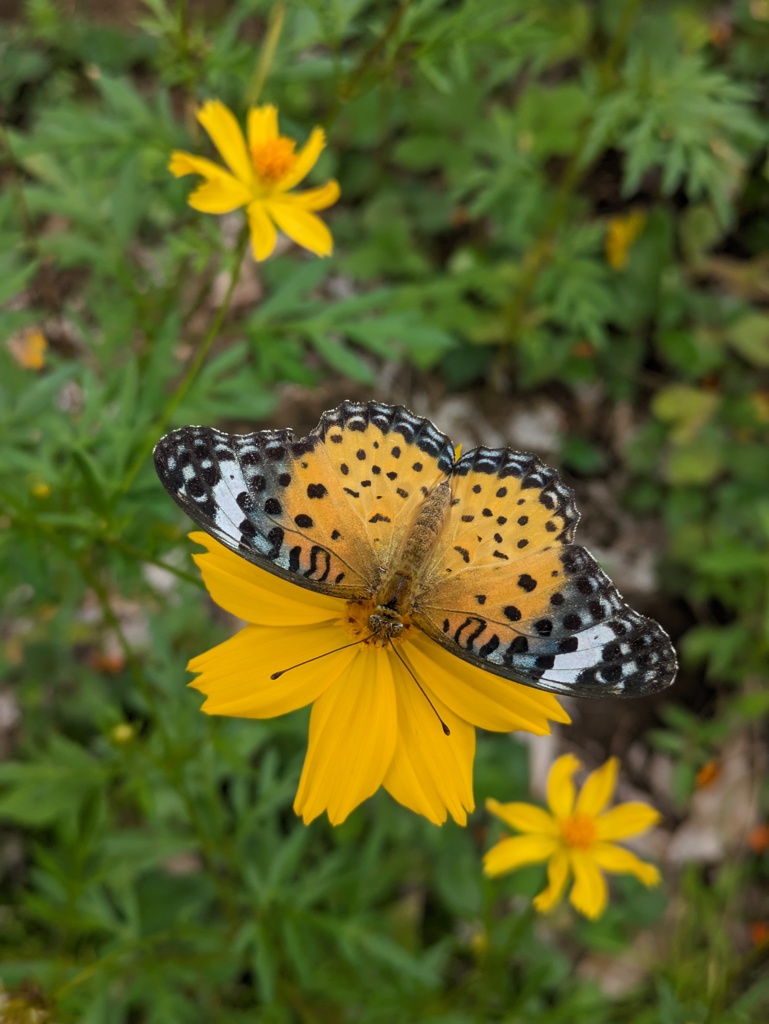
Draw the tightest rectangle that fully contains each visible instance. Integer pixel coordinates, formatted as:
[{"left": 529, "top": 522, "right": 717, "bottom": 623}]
[
  {"left": 250, "top": 137, "right": 297, "bottom": 182},
  {"left": 560, "top": 814, "right": 597, "bottom": 849},
  {"left": 343, "top": 597, "right": 411, "bottom": 648}
]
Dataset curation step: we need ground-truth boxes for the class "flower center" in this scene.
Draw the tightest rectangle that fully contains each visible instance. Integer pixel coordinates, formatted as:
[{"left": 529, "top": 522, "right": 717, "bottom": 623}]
[
  {"left": 250, "top": 137, "right": 297, "bottom": 182},
  {"left": 560, "top": 814, "right": 597, "bottom": 849},
  {"left": 343, "top": 598, "right": 410, "bottom": 649}
]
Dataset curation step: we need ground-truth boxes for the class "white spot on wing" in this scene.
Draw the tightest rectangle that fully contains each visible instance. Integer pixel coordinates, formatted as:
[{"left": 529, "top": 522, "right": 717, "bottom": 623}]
[
  {"left": 544, "top": 623, "right": 617, "bottom": 682},
  {"left": 210, "top": 460, "right": 248, "bottom": 535}
]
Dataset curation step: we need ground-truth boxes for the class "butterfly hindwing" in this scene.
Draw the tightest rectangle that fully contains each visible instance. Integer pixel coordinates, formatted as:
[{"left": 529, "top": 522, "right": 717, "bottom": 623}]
[{"left": 415, "top": 447, "right": 677, "bottom": 697}]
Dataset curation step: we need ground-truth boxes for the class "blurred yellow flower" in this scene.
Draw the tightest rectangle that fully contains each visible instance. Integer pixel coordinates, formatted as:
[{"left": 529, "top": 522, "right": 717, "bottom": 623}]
[
  {"left": 169, "top": 100, "right": 340, "bottom": 261},
  {"left": 186, "top": 532, "right": 568, "bottom": 828},
  {"left": 484, "top": 753, "right": 661, "bottom": 919},
  {"left": 7, "top": 327, "right": 47, "bottom": 370},
  {"left": 605, "top": 210, "right": 646, "bottom": 271},
  {"left": 110, "top": 723, "right": 135, "bottom": 745}
]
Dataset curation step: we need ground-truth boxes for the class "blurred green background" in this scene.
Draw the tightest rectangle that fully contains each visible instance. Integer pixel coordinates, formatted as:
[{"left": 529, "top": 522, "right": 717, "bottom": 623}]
[{"left": 1, "top": 0, "right": 769, "bottom": 1020}]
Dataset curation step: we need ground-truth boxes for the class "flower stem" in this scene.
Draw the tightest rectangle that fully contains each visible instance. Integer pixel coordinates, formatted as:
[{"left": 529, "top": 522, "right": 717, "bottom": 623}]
[
  {"left": 246, "top": 0, "right": 287, "bottom": 107},
  {"left": 118, "top": 223, "right": 250, "bottom": 497},
  {"left": 331, "top": 2, "right": 409, "bottom": 118}
]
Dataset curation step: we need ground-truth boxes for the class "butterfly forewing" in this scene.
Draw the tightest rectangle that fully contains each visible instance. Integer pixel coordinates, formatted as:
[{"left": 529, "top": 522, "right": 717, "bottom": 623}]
[
  {"left": 312, "top": 401, "right": 455, "bottom": 572},
  {"left": 153, "top": 400, "right": 455, "bottom": 599}
]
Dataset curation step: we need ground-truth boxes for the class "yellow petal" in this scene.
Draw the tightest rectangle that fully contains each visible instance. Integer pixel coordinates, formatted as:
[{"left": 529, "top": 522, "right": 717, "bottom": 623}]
[
  {"left": 383, "top": 656, "right": 475, "bottom": 826},
  {"left": 197, "top": 100, "right": 253, "bottom": 185},
  {"left": 288, "top": 180, "right": 341, "bottom": 212},
  {"left": 546, "top": 753, "right": 580, "bottom": 820},
  {"left": 247, "top": 104, "right": 279, "bottom": 149},
  {"left": 277, "top": 126, "right": 325, "bottom": 190},
  {"left": 595, "top": 802, "right": 661, "bottom": 842},
  {"left": 187, "top": 177, "right": 252, "bottom": 213},
  {"left": 592, "top": 843, "right": 661, "bottom": 887},
  {"left": 189, "top": 532, "right": 341, "bottom": 625},
  {"left": 247, "top": 201, "right": 278, "bottom": 261},
  {"left": 168, "top": 151, "right": 232, "bottom": 181},
  {"left": 188, "top": 622, "right": 352, "bottom": 717},
  {"left": 575, "top": 757, "right": 618, "bottom": 818},
  {"left": 403, "top": 633, "right": 569, "bottom": 735},
  {"left": 266, "top": 201, "right": 333, "bottom": 257},
  {"left": 532, "top": 848, "right": 570, "bottom": 913},
  {"left": 483, "top": 835, "right": 558, "bottom": 878},
  {"left": 568, "top": 850, "right": 608, "bottom": 919},
  {"left": 485, "top": 799, "right": 558, "bottom": 837},
  {"left": 294, "top": 646, "right": 398, "bottom": 825}
]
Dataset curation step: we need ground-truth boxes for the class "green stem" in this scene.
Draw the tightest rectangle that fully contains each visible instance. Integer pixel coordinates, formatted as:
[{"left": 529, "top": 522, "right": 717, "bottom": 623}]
[
  {"left": 106, "top": 537, "right": 205, "bottom": 588},
  {"left": 118, "top": 224, "right": 250, "bottom": 497},
  {"left": 246, "top": 0, "right": 288, "bottom": 107},
  {"left": 329, "top": 1, "right": 410, "bottom": 122},
  {"left": 0, "top": 123, "right": 41, "bottom": 259},
  {"left": 158, "top": 226, "right": 250, "bottom": 430}
]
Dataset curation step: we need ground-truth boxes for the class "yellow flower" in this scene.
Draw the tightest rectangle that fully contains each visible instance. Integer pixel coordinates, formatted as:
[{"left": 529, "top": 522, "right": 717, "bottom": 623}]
[
  {"left": 484, "top": 754, "right": 661, "bottom": 919},
  {"left": 186, "top": 532, "right": 569, "bottom": 828},
  {"left": 7, "top": 327, "right": 47, "bottom": 370},
  {"left": 169, "top": 101, "right": 340, "bottom": 261},
  {"left": 605, "top": 210, "right": 646, "bottom": 271}
]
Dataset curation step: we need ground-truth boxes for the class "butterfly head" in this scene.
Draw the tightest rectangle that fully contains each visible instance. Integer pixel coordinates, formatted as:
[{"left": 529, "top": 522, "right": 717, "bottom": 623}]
[
  {"left": 368, "top": 608, "right": 406, "bottom": 645},
  {"left": 343, "top": 596, "right": 410, "bottom": 648}
]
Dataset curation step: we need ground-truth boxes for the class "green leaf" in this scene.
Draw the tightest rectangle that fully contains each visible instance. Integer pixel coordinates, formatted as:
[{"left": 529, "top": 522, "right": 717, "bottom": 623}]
[
  {"left": 560, "top": 435, "right": 608, "bottom": 475},
  {"left": 652, "top": 385, "right": 719, "bottom": 443},
  {"left": 309, "top": 332, "right": 376, "bottom": 384},
  {"left": 252, "top": 921, "right": 278, "bottom": 1003},
  {"left": 111, "top": 151, "right": 144, "bottom": 246},
  {"left": 665, "top": 440, "right": 723, "bottom": 485},
  {"left": 0, "top": 255, "right": 39, "bottom": 307},
  {"left": 0, "top": 739, "right": 105, "bottom": 827},
  {"left": 726, "top": 313, "right": 769, "bottom": 367}
]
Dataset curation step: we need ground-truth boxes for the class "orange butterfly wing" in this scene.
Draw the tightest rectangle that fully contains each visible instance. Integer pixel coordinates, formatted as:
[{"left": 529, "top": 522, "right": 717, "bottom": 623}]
[
  {"left": 154, "top": 401, "right": 454, "bottom": 598},
  {"left": 414, "top": 447, "right": 677, "bottom": 697}
]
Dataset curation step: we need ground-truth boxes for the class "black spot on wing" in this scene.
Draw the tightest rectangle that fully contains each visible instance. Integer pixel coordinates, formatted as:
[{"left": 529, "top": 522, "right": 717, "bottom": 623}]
[
  {"left": 451, "top": 445, "right": 579, "bottom": 542},
  {"left": 315, "top": 400, "right": 456, "bottom": 473}
]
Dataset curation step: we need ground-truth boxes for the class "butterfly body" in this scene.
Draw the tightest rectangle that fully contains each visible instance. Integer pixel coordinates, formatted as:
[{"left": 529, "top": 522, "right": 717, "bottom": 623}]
[
  {"left": 155, "top": 400, "right": 677, "bottom": 698},
  {"left": 370, "top": 479, "right": 452, "bottom": 634}
]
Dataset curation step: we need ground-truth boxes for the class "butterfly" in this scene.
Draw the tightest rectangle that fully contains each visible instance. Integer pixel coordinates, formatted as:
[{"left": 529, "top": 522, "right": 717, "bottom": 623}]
[{"left": 153, "top": 400, "right": 677, "bottom": 699}]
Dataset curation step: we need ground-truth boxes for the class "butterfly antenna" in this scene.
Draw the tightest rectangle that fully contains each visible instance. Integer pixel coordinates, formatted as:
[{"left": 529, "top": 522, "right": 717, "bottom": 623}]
[
  {"left": 389, "top": 643, "right": 451, "bottom": 736},
  {"left": 270, "top": 635, "right": 372, "bottom": 680}
]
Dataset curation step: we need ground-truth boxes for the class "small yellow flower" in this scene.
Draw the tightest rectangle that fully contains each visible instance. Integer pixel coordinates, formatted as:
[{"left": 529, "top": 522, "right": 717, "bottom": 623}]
[
  {"left": 31, "top": 481, "right": 51, "bottom": 499},
  {"left": 110, "top": 723, "right": 135, "bottom": 745},
  {"left": 605, "top": 210, "right": 646, "bottom": 271},
  {"left": 484, "top": 753, "right": 661, "bottom": 919},
  {"left": 186, "top": 532, "right": 569, "bottom": 828},
  {"left": 7, "top": 327, "right": 47, "bottom": 370},
  {"left": 169, "top": 101, "right": 340, "bottom": 262}
]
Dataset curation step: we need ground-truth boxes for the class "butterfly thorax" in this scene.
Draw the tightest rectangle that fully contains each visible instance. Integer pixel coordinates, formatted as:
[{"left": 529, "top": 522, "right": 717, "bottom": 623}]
[{"left": 367, "top": 481, "right": 452, "bottom": 645}]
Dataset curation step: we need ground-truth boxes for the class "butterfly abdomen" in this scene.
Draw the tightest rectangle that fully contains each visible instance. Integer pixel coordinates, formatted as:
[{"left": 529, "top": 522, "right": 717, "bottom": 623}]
[{"left": 372, "top": 481, "right": 452, "bottom": 623}]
